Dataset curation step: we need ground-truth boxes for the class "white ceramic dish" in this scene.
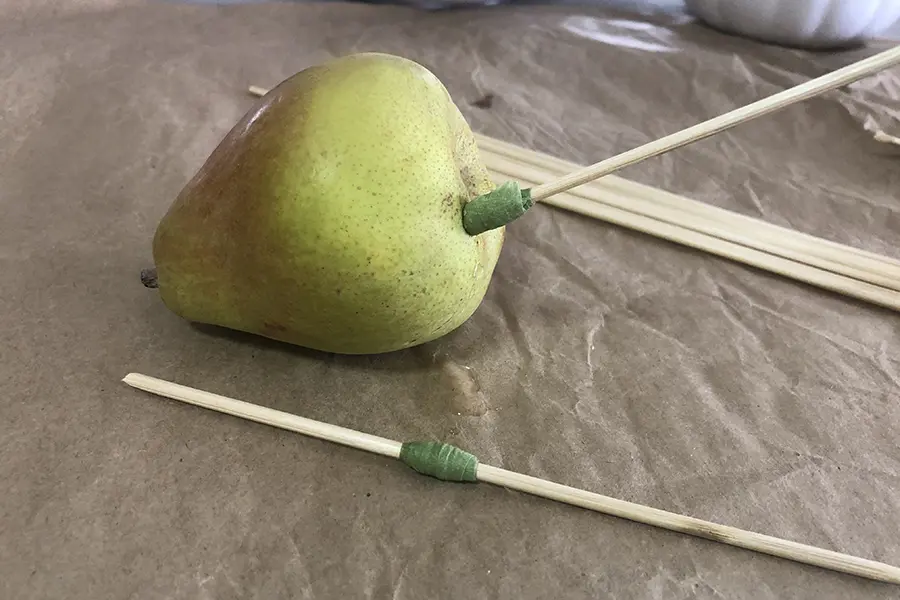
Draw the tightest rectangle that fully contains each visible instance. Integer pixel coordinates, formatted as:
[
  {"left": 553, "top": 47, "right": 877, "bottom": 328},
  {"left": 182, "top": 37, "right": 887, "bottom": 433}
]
[{"left": 685, "top": 0, "right": 900, "bottom": 48}]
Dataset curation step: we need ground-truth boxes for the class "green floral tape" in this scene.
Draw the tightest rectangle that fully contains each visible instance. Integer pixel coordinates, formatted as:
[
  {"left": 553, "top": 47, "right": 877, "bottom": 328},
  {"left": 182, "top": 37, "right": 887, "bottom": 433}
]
[
  {"left": 399, "top": 441, "right": 479, "bottom": 482},
  {"left": 462, "top": 181, "right": 533, "bottom": 235}
]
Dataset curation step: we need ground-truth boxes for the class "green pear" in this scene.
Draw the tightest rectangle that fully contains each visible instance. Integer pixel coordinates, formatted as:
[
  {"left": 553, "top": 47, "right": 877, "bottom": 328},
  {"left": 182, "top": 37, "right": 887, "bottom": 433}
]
[{"left": 148, "top": 52, "right": 505, "bottom": 354}]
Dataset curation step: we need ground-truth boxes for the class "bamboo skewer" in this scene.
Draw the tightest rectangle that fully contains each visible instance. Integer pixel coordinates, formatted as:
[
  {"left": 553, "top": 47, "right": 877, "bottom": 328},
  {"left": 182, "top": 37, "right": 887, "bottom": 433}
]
[
  {"left": 480, "top": 147, "right": 900, "bottom": 292},
  {"left": 122, "top": 372, "right": 900, "bottom": 585},
  {"left": 482, "top": 153, "right": 900, "bottom": 312},
  {"left": 524, "top": 46, "right": 900, "bottom": 203},
  {"left": 475, "top": 137, "right": 900, "bottom": 310},
  {"left": 476, "top": 133, "right": 900, "bottom": 284}
]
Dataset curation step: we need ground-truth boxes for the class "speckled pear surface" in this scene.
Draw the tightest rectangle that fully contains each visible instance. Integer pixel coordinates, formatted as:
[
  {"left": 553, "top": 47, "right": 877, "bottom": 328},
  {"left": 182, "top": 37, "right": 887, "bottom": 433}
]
[{"left": 150, "top": 53, "right": 505, "bottom": 354}]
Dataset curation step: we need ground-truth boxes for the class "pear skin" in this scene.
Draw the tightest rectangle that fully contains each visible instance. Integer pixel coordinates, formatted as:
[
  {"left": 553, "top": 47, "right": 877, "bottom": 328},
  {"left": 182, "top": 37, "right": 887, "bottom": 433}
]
[{"left": 150, "top": 53, "right": 505, "bottom": 354}]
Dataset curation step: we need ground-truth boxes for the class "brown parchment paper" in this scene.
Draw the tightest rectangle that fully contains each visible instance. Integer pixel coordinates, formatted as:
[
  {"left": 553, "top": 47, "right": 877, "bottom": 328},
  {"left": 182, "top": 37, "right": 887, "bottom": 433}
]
[{"left": 3, "top": 2, "right": 900, "bottom": 599}]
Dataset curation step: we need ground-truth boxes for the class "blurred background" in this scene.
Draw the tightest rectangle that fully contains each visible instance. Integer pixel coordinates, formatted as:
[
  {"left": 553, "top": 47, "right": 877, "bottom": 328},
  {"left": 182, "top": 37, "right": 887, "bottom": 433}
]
[{"left": 178, "top": 0, "right": 900, "bottom": 45}]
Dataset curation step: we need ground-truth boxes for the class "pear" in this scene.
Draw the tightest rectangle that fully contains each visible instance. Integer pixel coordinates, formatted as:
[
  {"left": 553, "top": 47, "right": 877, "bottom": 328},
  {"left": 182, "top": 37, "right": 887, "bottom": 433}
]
[{"left": 148, "top": 53, "right": 505, "bottom": 355}]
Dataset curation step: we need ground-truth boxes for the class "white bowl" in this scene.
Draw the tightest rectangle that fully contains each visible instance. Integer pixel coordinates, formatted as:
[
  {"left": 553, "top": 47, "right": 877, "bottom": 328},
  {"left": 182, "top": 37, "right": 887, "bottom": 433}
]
[{"left": 685, "top": 0, "right": 900, "bottom": 49}]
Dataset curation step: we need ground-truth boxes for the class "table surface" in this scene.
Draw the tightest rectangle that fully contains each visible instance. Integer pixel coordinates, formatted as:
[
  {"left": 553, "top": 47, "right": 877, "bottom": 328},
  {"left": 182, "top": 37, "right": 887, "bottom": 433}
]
[{"left": 3, "top": 1, "right": 900, "bottom": 599}]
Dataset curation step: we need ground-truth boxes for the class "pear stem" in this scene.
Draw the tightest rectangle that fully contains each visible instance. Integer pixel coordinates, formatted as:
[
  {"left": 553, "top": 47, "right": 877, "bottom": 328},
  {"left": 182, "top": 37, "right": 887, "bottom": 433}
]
[
  {"left": 140, "top": 268, "right": 159, "bottom": 289},
  {"left": 459, "top": 45, "right": 900, "bottom": 235}
]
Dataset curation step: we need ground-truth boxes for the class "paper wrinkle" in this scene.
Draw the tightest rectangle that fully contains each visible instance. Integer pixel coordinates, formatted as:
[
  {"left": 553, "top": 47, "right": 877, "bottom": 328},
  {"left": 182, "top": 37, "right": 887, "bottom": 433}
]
[
  {"left": 561, "top": 15, "right": 683, "bottom": 53},
  {"left": 838, "top": 69, "right": 900, "bottom": 146},
  {"left": 875, "top": 342, "right": 900, "bottom": 389}
]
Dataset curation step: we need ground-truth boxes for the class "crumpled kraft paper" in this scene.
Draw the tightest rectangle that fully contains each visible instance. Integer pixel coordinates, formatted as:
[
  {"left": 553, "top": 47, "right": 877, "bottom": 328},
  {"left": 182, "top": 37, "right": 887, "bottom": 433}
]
[
  {"left": 2, "top": 2, "right": 900, "bottom": 599},
  {"left": 841, "top": 72, "right": 900, "bottom": 150}
]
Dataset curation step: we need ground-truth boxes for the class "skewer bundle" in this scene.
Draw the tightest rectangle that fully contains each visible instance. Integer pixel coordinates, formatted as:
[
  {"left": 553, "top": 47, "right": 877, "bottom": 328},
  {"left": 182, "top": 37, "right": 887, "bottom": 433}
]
[{"left": 476, "top": 132, "right": 900, "bottom": 311}]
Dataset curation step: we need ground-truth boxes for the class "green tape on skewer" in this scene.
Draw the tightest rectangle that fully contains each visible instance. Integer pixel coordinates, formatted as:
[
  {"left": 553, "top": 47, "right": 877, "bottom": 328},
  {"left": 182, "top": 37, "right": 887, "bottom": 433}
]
[
  {"left": 462, "top": 181, "right": 533, "bottom": 235},
  {"left": 399, "top": 441, "right": 479, "bottom": 482}
]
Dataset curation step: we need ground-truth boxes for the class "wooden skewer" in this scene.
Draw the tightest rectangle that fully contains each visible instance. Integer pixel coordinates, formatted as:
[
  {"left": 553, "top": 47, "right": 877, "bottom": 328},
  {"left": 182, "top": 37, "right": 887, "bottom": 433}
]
[
  {"left": 476, "top": 136, "right": 900, "bottom": 304},
  {"left": 122, "top": 372, "right": 900, "bottom": 585},
  {"left": 475, "top": 133, "right": 900, "bottom": 282},
  {"left": 481, "top": 150, "right": 900, "bottom": 312},
  {"left": 525, "top": 46, "right": 900, "bottom": 203}
]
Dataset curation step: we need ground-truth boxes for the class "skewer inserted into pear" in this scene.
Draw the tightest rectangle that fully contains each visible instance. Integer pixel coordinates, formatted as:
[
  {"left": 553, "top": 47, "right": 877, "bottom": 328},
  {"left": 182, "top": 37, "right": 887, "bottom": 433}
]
[
  {"left": 457, "top": 45, "right": 900, "bottom": 234},
  {"left": 145, "top": 48, "right": 900, "bottom": 358}
]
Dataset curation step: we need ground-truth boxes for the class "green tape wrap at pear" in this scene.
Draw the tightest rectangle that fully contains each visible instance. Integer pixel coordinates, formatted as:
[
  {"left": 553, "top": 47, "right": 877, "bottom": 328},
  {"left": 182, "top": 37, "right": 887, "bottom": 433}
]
[
  {"left": 399, "top": 442, "right": 479, "bottom": 482},
  {"left": 463, "top": 181, "right": 534, "bottom": 235}
]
